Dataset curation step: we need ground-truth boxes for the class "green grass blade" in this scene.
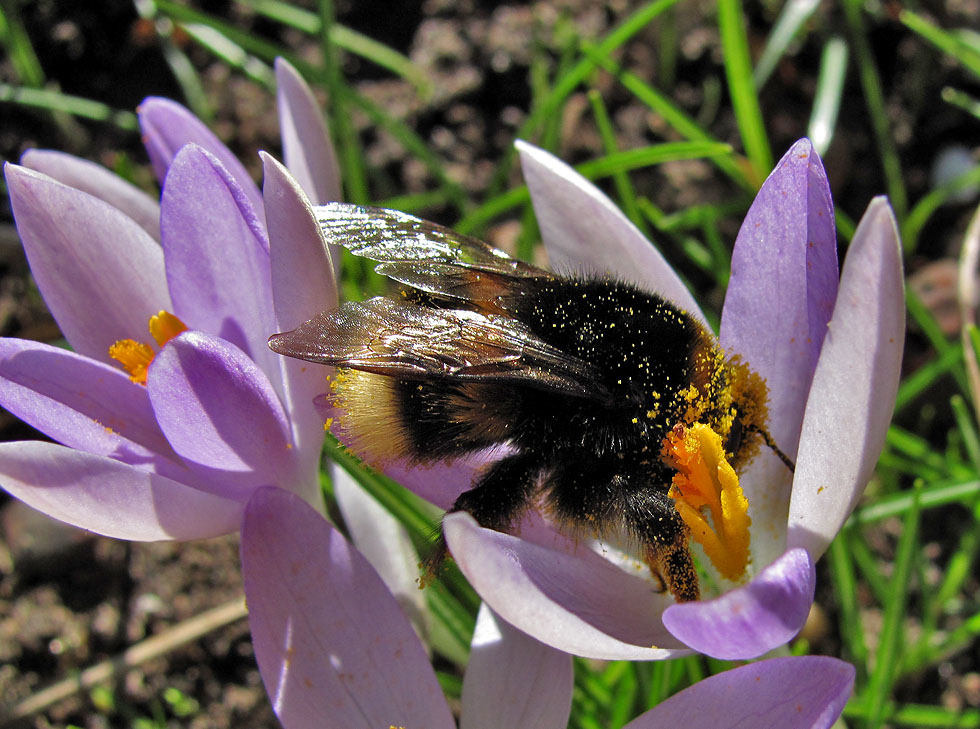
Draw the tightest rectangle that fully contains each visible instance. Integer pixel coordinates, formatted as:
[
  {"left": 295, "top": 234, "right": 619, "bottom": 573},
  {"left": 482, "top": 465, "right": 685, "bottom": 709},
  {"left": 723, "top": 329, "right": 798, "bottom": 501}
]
[
  {"left": 842, "top": 0, "right": 907, "bottom": 217},
  {"left": 0, "top": 0, "right": 45, "bottom": 87},
  {"left": 807, "top": 36, "right": 849, "bottom": 156},
  {"left": 862, "top": 482, "right": 922, "bottom": 728},
  {"left": 942, "top": 86, "right": 980, "bottom": 120},
  {"left": 753, "top": 0, "right": 821, "bottom": 89},
  {"left": 902, "top": 164, "right": 980, "bottom": 254},
  {"left": 852, "top": 476, "right": 980, "bottom": 524},
  {"left": 717, "top": 0, "right": 772, "bottom": 179},
  {"left": 828, "top": 533, "right": 870, "bottom": 678},
  {"left": 900, "top": 9, "right": 980, "bottom": 79},
  {"left": 0, "top": 84, "right": 139, "bottom": 130}
]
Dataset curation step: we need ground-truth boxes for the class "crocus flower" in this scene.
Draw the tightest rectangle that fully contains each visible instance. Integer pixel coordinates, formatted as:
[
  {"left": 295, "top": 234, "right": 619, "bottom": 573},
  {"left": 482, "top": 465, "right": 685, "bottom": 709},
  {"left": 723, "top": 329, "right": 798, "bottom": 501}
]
[
  {"left": 242, "top": 485, "right": 855, "bottom": 729},
  {"left": 0, "top": 59, "right": 340, "bottom": 543},
  {"left": 323, "top": 139, "right": 903, "bottom": 661}
]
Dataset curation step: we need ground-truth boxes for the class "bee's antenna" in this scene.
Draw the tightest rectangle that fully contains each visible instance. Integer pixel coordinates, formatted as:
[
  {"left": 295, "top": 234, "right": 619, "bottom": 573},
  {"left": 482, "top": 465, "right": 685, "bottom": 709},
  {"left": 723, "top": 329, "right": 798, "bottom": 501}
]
[{"left": 747, "top": 424, "right": 795, "bottom": 474}]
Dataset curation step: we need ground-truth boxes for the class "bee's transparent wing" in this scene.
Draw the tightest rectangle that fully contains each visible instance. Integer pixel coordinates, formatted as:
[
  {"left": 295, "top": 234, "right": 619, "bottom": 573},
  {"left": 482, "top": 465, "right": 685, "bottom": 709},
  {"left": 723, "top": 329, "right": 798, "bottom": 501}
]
[{"left": 269, "top": 296, "right": 604, "bottom": 399}]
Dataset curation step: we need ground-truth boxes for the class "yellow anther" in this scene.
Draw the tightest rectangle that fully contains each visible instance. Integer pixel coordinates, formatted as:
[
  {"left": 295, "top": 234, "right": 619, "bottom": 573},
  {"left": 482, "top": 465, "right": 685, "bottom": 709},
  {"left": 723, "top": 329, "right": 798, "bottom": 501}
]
[
  {"left": 108, "top": 339, "right": 155, "bottom": 384},
  {"left": 108, "top": 311, "right": 188, "bottom": 385},
  {"left": 149, "top": 310, "right": 188, "bottom": 346},
  {"left": 665, "top": 423, "right": 751, "bottom": 582}
]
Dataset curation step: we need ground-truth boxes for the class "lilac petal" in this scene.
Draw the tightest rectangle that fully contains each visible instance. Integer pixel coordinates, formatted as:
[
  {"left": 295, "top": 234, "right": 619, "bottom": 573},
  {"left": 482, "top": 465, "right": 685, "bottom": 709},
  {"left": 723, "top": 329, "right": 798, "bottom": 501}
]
[
  {"left": 516, "top": 140, "right": 705, "bottom": 322},
  {"left": 4, "top": 163, "right": 171, "bottom": 363},
  {"left": 383, "top": 450, "right": 496, "bottom": 511},
  {"left": 138, "top": 97, "right": 265, "bottom": 227},
  {"left": 444, "top": 513, "right": 689, "bottom": 660},
  {"left": 275, "top": 58, "right": 342, "bottom": 206},
  {"left": 788, "top": 199, "right": 904, "bottom": 560},
  {"left": 0, "top": 338, "right": 187, "bottom": 477},
  {"left": 262, "top": 152, "right": 336, "bottom": 471},
  {"left": 160, "top": 144, "right": 281, "bottom": 387},
  {"left": 20, "top": 149, "right": 161, "bottom": 240},
  {"left": 241, "top": 486, "right": 455, "bottom": 729},
  {"left": 624, "top": 656, "right": 854, "bottom": 729},
  {"left": 147, "top": 331, "right": 296, "bottom": 500},
  {"left": 663, "top": 547, "right": 815, "bottom": 659},
  {"left": 0, "top": 441, "right": 240, "bottom": 540},
  {"left": 460, "top": 604, "right": 573, "bottom": 729},
  {"left": 332, "top": 464, "right": 426, "bottom": 633},
  {"left": 719, "top": 139, "right": 837, "bottom": 567}
]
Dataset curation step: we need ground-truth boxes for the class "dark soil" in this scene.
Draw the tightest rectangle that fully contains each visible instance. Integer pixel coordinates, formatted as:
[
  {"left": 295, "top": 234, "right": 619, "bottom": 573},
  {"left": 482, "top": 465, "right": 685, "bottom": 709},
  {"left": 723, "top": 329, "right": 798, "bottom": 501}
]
[{"left": 1, "top": 0, "right": 979, "bottom": 727}]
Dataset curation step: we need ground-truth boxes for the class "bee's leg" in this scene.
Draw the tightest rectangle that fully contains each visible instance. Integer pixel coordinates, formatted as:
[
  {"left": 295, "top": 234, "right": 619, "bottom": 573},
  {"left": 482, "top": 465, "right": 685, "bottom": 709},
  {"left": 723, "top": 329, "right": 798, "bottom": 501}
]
[
  {"left": 623, "top": 489, "right": 700, "bottom": 603},
  {"left": 425, "top": 451, "right": 541, "bottom": 578}
]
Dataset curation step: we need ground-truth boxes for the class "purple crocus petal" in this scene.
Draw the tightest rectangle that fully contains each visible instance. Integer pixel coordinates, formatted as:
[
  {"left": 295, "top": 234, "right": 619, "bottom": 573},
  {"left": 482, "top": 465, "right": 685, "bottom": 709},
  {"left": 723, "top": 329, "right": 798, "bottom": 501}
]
[
  {"left": 275, "top": 58, "right": 342, "bottom": 206},
  {"left": 0, "top": 338, "right": 185, "bottom": 474},
  {"left": 0, "top": 441, "right": 240, "bottom": 540},
  {"left": 4, "top": 163, "right": 171, "bottom": 363},
  {"left": 662, "top": 547, "right": 815, "bottom": 660},
  {"left": 20, "top": 149, "right": 161, "bottom": 240},
  {"left": 624, "top": 656, "right": 854, "bottom": 729},
  {"left": 719, "top": 139, "right": 837, "bottom": 567},
  {"left": 147, "top": 331, "right": 296, "bottom": 501},
  {"left": 460, "top": 604, "right": 573, "bottom": 729},
  {"left": 444, "top": 513, "right": 689, "bottom": 660},
  {"left": 332, "top": 465, "right": 426, "bottom": 632},
  {"left": 160, "top": 144, "right": 281, "bottom": 387},
  {"left": 263, "top": 152, "right": 336, "bottom": 470},
  {"left": 788, "top": 198, "right": 904, "bottom": 560},
  {"left": 382, "top": 447, "right": 504, "bottom": 511},
  {"left": 241, "top": 486, "right": 455, "bottom": 729},
  {"left": 517, "top": 140, "right": 705, "bottom": 323},
  {"left": 138, "top": 97, "right": 265, "bottom": 227}
]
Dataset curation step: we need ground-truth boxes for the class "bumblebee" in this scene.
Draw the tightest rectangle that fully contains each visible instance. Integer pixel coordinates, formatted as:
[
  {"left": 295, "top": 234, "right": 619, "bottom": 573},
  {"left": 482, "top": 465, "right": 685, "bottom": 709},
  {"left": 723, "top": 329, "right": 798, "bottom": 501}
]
[{"left": 269, "top": 203, "right": 785, "bottom": 602}]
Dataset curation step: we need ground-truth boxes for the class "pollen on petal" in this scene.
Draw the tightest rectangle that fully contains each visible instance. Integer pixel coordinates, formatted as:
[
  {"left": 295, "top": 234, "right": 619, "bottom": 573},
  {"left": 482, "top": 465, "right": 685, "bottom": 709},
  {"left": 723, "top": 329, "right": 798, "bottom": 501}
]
[
  {"left": 108, "top": 339, "right": 155, "bottom": 384},
  {"left": 665, "top": 422, "right": 752, "bottom": 582}
]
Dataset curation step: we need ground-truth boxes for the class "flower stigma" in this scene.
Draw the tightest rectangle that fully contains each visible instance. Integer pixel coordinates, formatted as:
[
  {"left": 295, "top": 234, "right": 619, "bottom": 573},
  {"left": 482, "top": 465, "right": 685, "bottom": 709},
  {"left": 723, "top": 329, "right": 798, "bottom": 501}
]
[
  {"left": 108, "top": 310, "right": 188, "bottom": 384},
  {"left": 665, "top": 422, "right": 751, "bottom": 582}
]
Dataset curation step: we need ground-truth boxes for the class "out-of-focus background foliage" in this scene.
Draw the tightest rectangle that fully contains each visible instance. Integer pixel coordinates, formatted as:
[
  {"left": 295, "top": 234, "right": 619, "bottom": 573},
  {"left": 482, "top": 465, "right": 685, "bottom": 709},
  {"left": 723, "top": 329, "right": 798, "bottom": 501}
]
[{"left": 1, "top": 1, "right": 979, "bottom": 727}]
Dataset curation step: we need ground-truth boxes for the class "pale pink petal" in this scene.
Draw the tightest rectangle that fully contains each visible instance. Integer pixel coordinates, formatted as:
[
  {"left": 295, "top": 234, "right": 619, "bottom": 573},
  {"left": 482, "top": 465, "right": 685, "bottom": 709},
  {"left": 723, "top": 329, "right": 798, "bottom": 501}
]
[
  {"left": 4, "top": 163, "right": 170, "bottom": 363},
  {"left": 624, "top": 656, "right": 854, "bottom": 729},
  {"left": 275, "top": 58, "right": 342, "bottom": 205},
  {"left": 719, "top": 139, "right": 838, "bottom": 569},
  {"left": 662, "top": 548, "right": 815, "bottom": 660},
  {"left": 20, "top": 149, "right": 161, "bottom": 240},
  {"left": 517, "top": 140, "right": 705, "bottom": 322},
  {"left": 262, "top": 152, "right": 336, "bottom": 473},
  {"left": 160, "top": 145, "right": 281, "bottom": 386},
  {"left": 147, "top": 332, "right": 296, "bottom": 500},
  {"left": 460, "top": 604, "right": 573, "bottom": 729},
  {"left": 332, "top": 464, "right": 427, "bottom": 633},
  {"left": 0, "top": 338, "right": 187, "bottom": 479},
  {"left": 788, "top": 199, "right": 904, "bottom": 559},
  {"left": 138, "top": 96, "right": 265, "bottom": 227},
  {"left": 241, "top": 487, "right": 454, "bottom": 729},
  {"left": 0, "top": 441, "right": 240, "bottom": 540},
  {"left": 444, "top": 512, "right": 689, "bottom": 660}
]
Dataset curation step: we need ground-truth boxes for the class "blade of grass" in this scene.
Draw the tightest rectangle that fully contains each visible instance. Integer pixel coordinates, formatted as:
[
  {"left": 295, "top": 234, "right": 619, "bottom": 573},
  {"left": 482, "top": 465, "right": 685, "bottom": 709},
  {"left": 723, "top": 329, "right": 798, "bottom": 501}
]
[
  {"left": 585, "top": 48, "right": 752, "bottom": 190},
  {"left": 862, "top": 481, "right": 922, "bottom": 728},
  {"left": 902, "top": 164, "right": 980, "bottom": 254},
  {"left": 0, "top": 0, "right": 45, "bottom": 87},
  {"left": 485, "top": 0, "right": 686, "bottom": 197},
  {"left": 852, "top": 476, "right": 980, "bottom": 524},
  {"left": 0, "top": 84, "right": 138, "bottom": 130},
  {"left": 842, "top": 0, "right": 908, "bottom": 217},
  {"left": 457, "top": 141, "right": 733, "bottom": 234},
  {"left": 894, "top": 344, "right": 963, "bottom": 413},
  {"left": 753, "top": 0, "right": 821, "bottom": 89},
  {"left": 829, "top": 532, "right": 870, "bottom": 678},
  {"left": 718, "top": 0, "right": 773, "bottom": 179},
  {"left": 942, "top": 86, "right": 980, "bottom": 120},
  {"left": 844, "top": 701, "right": 980, "bottom": 727},
  {"left": 587, "top": 89, "right": 650, "bottom": 237},
  {"left": 180, "top": 23, "right": 276, "bottom": 87},
  {"left": 808, "top": 36, "right": 849, "bottom": 156},
  {"left": 900, "top": 9, "right": 980, "bottom": 79},
  {"left": 239, "top": 0, "right": 432, "bottom": 94}
]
